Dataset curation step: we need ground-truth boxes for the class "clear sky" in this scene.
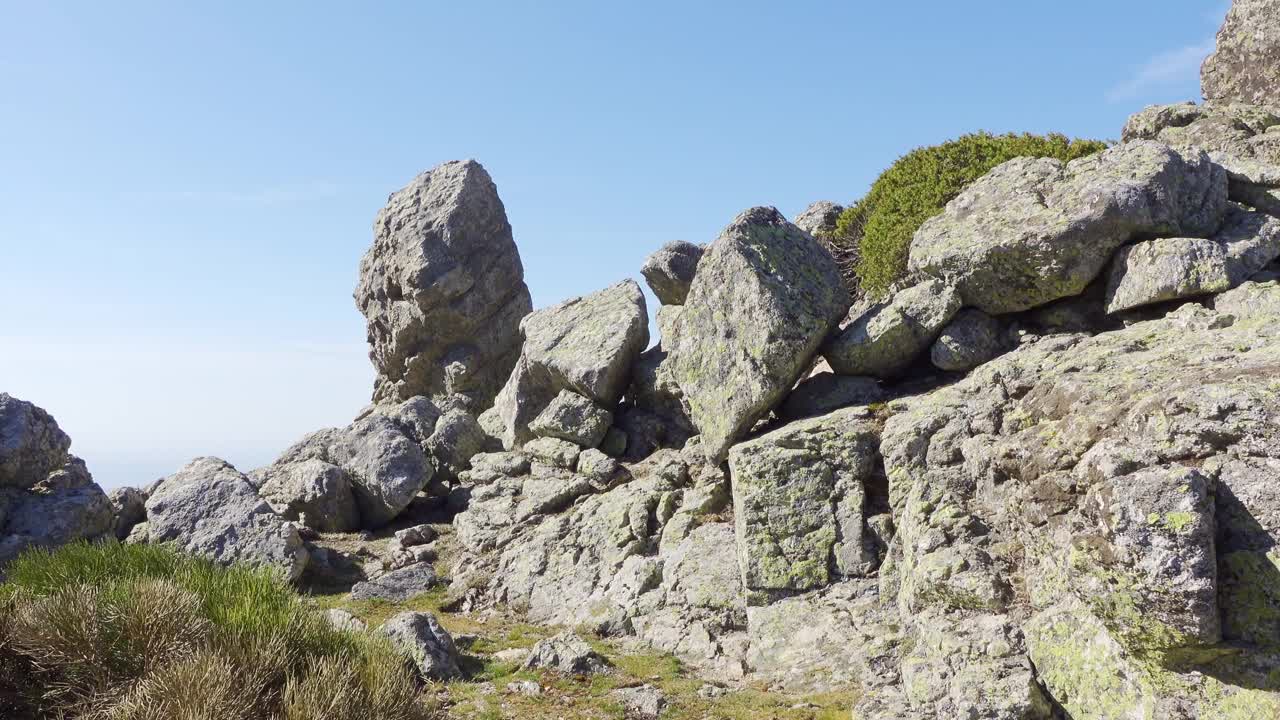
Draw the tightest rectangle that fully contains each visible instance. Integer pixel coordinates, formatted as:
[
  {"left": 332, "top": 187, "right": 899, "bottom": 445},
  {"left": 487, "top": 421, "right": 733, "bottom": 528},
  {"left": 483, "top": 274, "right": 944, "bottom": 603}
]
[{"left": 1, "top": 1, "right": 1228, "bottom": 488}]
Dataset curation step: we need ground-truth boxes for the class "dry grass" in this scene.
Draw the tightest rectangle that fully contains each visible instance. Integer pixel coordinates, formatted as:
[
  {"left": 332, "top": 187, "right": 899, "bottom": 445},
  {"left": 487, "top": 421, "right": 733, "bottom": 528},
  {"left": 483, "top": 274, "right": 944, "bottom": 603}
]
[{"left": 0, "top": 542, "right": 439, "bottom": 720}]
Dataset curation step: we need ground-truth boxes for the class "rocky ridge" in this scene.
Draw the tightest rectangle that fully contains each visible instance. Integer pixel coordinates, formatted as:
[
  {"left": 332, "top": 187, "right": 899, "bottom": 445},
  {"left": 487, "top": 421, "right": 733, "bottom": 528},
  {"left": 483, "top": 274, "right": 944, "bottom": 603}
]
[{"left": 6, "top": 3, "right": 1280, "bottom": 716}]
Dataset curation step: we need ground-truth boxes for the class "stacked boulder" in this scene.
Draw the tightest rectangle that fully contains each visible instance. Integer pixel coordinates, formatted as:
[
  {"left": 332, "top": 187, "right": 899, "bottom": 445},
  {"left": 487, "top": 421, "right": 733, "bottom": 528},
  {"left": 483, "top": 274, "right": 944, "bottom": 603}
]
[
  {"left": 485, "top": 279, "right": 649, "bottom": 453},
  {"left": 0, "top": 394, "right": 114, "bottom": 570}
]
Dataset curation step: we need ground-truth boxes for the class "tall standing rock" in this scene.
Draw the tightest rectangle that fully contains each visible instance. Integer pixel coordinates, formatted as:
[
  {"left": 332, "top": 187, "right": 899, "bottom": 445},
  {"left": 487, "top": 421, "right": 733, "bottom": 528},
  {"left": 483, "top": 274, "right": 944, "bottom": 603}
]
[
  {"left": 355, "top": 160, "right": 532, "bottom": 409},
  {"left": 1202, "top": 0, "right": 1280, "bottom": 106},
  {"left": 670, "top": 207, "right": 849, "bottom": 464}
]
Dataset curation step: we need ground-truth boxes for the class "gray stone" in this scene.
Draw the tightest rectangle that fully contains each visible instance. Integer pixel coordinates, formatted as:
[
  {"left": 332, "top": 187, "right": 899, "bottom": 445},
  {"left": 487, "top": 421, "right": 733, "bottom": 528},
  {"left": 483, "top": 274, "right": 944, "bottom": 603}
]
[
  {"left": 258, "top": 458, "right": 360, "bottom": 532},
  {"left": 791, "top": 201, "right": 844, "bottom": 241},
  {"left": 780, "top": 373, "right": 884, "bottom": 421},
  {"left": 670, "top": 207, "right": 849, "bottom": 463},
  {"left": 1105, "top": 205, "right": 1280, "bottom": 312},
  {"left": 145, "top": 457, "right": 308, "bottom": 581},
  {"left": 576, "top": 448, "right": 619, "bottom": 482},
  {"left": 610, "top": 685, "right": 667, "bottom": 718},
  {"left": 1, "top": 457, "right": 113, "bottom": 568},
  {"left": 493, "top": 280, "right": 649, "bottom": 448},
  {"left": 330, "top": 413, "right": 433, "bottom": 528},
  {"left": 1214, "top": 276, "right": 1280, "bottom": 317},
  {"left": 248, "top": 428, "right": 343, "bottom": 490},
  {"left": 425, "top": 409, "right": 489, "bottom": 483},
  {"left": 625, "top": 347, "right": 694, "bottom": 446},
  {"left": 394, "top": 523, "right": 437, "bottom": 547},
  {"left": 640, "top": 241, "right": 703, "bottom": 306},
  {"left": 1120, "top": 102, "right": 1280, "bottom": 218},
  {"left": 108, "top": 486, "right": 147, "bottom": 541},
  {"left": 379, "top": 611, "right": 462, "bottom": 681},
  {"left": 524, "top": 436, "right": 580, "bottom": 470},
  {"left": 1202, "top": 0, "right": 1280, "bottom": 106},
  {"left": 1074, "top": 465, "right": 1220, "bottom": 652},
  {"left": 355, "top": 159, "right": 532, "bottom": 408},
  {"left": 727, "top": 406, "right": 881, "bottom": 591},
  {"left": 325, "top": 608, "right": 367, "bottom": 633},
  {"left": 350, "top": 562, "right": 442, "bottom": 602},
  {"left": 521, "top": 631, "right": 609, "bottom": 674},
  {"left": 822, "top": 279, "right": 960, "bottom": 378},
  {"left": 0, "top": 393, "right": 71, "bottom": 489},
  {"left": 529, "top": 390, "right": 612, "bottom": 448},
  {"left": 909, "top": 142, "right": 1229, "bottom": 314},
  {"left": 929, "top": 308, "right": 1004, "bottom": 372}
]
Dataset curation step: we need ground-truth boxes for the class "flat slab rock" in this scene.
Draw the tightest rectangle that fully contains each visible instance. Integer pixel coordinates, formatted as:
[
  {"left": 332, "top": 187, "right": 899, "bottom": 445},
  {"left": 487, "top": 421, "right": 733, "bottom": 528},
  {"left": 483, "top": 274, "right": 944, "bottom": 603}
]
[{"left": 350, "top": 562, "right": 442, "bottom": 602}]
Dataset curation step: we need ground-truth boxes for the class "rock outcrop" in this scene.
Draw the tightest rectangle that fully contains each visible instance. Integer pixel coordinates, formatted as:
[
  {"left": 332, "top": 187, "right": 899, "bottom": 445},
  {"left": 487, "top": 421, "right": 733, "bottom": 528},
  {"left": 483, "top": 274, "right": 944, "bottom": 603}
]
[
  {"left": 355, "top": 159, "right": 532, "bottom": 408},
  {"left": 0, "top": 394, "right": 113, "bottom": 570},
  {"left": 1202, "top": 0, "right": 1280, "bottom": 106},
  {"left": 491, "top": 280, "right": 648, "bottom": 449},
  {"left": 669, "top": 207, "right": 849, "bottom": 463},
  {"left": 1105, "top": 204, "right": 1280, "bottom": 312},
  {"left": 909, "top": 141, "right": 1228, "bottom": 314},
  {"left": 822, "top": 278, "right": 960, "bottom": 378},
  {"left": 145, "top": 457, "right": 308, "bottom": 581}
]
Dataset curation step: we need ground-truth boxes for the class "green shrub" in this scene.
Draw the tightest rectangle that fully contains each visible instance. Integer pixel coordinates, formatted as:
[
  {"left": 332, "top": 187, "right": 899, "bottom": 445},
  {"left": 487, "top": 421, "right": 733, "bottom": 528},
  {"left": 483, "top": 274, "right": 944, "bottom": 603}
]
[
  {"left": 833, "top": 132, "right": 1108, "bottom": 297},
  {"left": 0, "top": 542, "right": 436, "bottom": 720}
]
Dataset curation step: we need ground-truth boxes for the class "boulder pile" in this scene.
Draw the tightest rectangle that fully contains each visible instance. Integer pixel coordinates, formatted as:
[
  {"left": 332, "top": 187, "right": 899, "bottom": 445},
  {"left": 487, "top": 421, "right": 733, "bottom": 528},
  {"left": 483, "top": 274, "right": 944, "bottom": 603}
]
[{"left": 8, "top": 2, "right": 1280, "bottom": 715}]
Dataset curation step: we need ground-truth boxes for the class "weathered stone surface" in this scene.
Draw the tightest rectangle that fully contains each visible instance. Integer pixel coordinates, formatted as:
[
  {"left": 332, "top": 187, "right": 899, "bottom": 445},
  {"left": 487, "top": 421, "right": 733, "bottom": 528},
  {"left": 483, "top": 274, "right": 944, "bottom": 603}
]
[
  {"left": 529, "top": 390, "right": 612, "bottom": 448},
  {"left": 1105, "top": 205, "right": 1280, "bottom": 312},
  {"left": 728, "top": 407, "right": 881, "bottom": 591},
  {"left": 325, "top": 608, "right": 367, "bottom": 633},
  {"left": 0, "top": 393, "right": 71, "bottom": 489},
  {"left": 929, "top": 308, "right": 1004, "bottom": 372},
  {"left": 823, "top": 279, "right": 960, "bottom": 378},
  {"left": 641, "top": 241, "right": 703, "bottom": 306},
  {"left": 745, "top": 579, "right": 899, "bottom": 693},
  {"left": 670, "top": 207, "right": 849, "bottom": 463},
  {"left": 145, "top": 457, "right": 308, "bottom": 581},
  {"left": 876, "top": 300, "right": 1280, "bottom": 717},
  {"left": 258, "top": 458, "right": 360, "bottom": 532},
  {"left": 1202, "top": 0, "right": 1280, "bottom": 107},
  {"left": 909, "top": 142, "right": 1229, "bottom": 314},
  {"left": 493, "top": 280, "right": 649, "bottom": 448},
  {"left": 524, "top": 436, "right": 580, "bottom": 471},
  {"left": 1214, "top": 275, "right": 1280, "bottom": 316},
  {"left": 1, "top": 457, "right": 113, "bottom": 568},
  {"left": 350, "top": 562, "right": 441, "bottom": 602},
  {"left": 779, "top": 373, "right": 884, "bottom": 421},
  {"left": 380, "top": 611, "right": 462, "bottom": 680},
  {"left": 1075, "top": 465, "right": 1221, "bottom": 653},
  {"left": 355, "top": 160, "right": 532, "bottom": 408},
  {"left": 330, "top": 413, "right": 433, "bottom": 528},
  {"left": 425, "top": 409, "right": 489, "bottom": 483},
  {"left": 522, "top": 631, "right": 609, "bottom": 674},
  {"left": 1121, "top": 101, "right": 1280, "bottom": 218},
  {"left": 792, "top": 201, "right": 844, "bottom": 240},
  {"left": 610, "top": 685, "right": 667, "bottom": 718},
  {"left": 108, "top": 486, "right": 147, "bottom": 541}
]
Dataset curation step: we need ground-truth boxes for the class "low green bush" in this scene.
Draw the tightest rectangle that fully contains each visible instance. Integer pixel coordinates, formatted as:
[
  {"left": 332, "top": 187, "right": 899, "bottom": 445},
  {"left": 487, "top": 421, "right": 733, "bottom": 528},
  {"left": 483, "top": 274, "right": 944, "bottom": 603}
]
[
  {"left": 832, "top": 132, "right": 1108, "bottom": 297},
  {"left": 0, "top": 542, "right": 437, "bottom": 720}
]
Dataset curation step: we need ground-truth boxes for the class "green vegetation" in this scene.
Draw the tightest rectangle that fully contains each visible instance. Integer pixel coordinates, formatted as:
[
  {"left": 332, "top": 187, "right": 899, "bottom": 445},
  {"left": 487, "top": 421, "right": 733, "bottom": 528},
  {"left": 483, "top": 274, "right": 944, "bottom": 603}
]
[
  {"left": 831, "top": 132, "right": 1108, "bottom": 297},
  {"left": 0, "top": 542, "right": 435, "bottom": 720},
  {"left": 2, "top": 542, "right": 860, "bottom": 720}
]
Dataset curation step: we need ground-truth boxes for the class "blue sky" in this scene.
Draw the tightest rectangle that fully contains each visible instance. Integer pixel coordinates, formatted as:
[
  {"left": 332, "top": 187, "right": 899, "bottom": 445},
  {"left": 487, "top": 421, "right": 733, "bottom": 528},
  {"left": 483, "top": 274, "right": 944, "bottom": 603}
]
[{"left": 1, "top": 1, "right": 1228, "bottom": 488}]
